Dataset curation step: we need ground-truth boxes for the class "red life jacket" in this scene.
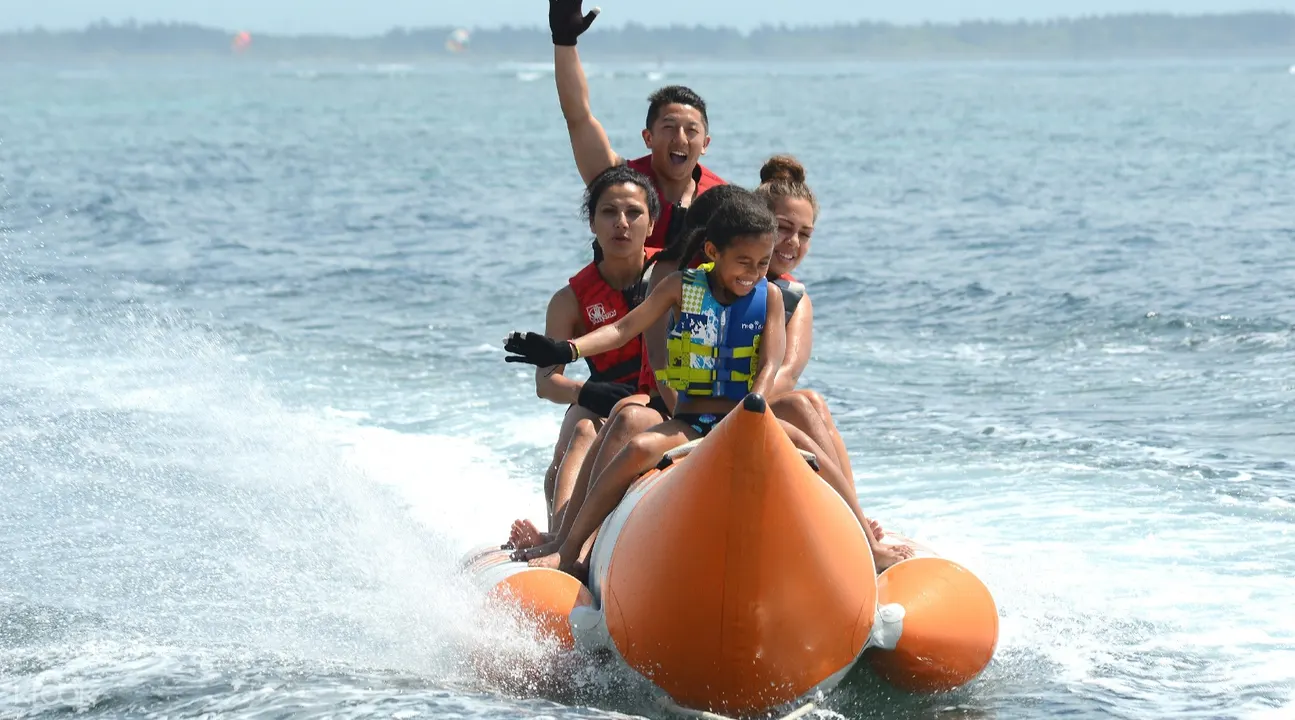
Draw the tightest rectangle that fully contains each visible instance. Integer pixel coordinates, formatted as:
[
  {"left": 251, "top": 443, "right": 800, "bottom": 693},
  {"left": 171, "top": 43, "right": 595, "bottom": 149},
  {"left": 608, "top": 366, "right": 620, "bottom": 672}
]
[
  {"left": 631, "top": 259, "right": 669, "bottom": 394},
  {"left": 625, "top": 154, "right": 726, "bottom": 250},
  {"left": 568, "top": 247, "right": 661, "bottom": 385},
  {"left": 635, "top": 342, "right": 659, "bottom": 396}
]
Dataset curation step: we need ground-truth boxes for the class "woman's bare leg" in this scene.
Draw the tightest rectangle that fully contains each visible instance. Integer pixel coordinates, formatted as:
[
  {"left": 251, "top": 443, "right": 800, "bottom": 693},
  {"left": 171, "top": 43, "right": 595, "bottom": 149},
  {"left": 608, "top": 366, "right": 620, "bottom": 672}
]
[
  {"left": 771, "top": 389, "right": 854, "bottom": 484},
  {"left": 550, "top": 416, "right": 599, "bottom": 532},
  {"left": 528, "top": 420, "right": 695, "bottom": 575},
  {"left": 517, "top": 401, "right": 663, "bottom": 560},
  {"left": 507, "top": 404, "right": 599, "bottom": 549},
  {"left": 779, "top": 420, "right": 910, "bottom": 570}
]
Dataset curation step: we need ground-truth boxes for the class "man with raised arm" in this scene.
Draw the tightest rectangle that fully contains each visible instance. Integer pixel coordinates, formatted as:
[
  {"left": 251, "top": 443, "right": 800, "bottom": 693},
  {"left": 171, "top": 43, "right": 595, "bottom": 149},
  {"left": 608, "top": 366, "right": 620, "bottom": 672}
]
[{"left": 549, "top": 0, "right": 726, "bottom": 249}]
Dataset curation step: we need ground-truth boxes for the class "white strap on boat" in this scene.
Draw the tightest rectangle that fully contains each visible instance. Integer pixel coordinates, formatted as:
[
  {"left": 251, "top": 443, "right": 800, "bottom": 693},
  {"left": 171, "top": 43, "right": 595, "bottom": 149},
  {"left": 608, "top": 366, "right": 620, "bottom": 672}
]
[
  {"left": 867, "top": 603, "right": 907, "bottom": 651},
  {"left": 655, "top": 439, "right": 819, "bottom": 472},
  {"left": 660, "top": 437, "right": 703, "bottom": 465}
]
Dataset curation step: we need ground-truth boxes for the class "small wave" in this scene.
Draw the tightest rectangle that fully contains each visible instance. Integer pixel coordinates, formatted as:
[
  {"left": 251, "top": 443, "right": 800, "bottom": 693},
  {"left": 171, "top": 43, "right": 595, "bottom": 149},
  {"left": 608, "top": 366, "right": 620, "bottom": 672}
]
[
  {"left": 356, "top": 63, "right": 416, "bottom": 75},
  {"left": 1100, "top": 343, "right": 1155, "bottom": 355}
]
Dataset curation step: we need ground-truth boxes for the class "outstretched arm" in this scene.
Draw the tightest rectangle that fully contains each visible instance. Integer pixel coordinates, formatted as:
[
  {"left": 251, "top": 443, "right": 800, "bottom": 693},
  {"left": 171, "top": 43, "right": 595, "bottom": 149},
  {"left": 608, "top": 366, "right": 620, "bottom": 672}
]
[
  {"left": 770, "top": 293, "right": 813, "bottom": 397},
  {"left": 503, "top": 273, "right": 680, "bottom": 372},
  {"left": 555, "top": 45, "right": 620, "bottom": 185},
  {"left": 571, "top": 273, "right": 681, "bottom": 360},
  {"left": 750, "top": 284, "right": 787, "bottom": 398}
]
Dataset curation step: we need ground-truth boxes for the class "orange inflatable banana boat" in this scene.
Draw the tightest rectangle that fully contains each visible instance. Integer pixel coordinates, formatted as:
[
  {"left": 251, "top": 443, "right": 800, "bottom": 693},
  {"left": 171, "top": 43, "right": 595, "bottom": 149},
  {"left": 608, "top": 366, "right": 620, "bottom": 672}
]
[{"left": 463, "top": 393, "right": 999, "bottom": 718}]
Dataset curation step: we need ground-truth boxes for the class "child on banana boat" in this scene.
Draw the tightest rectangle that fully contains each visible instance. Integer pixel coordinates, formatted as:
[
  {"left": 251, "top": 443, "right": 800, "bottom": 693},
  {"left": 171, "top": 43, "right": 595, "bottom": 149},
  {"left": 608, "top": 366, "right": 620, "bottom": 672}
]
[
  {"left": 508, "top": 158, "right": 892, "bottom": 557},
  {"left": 504, "top": 189, "right": 914, "bottom": 577}
]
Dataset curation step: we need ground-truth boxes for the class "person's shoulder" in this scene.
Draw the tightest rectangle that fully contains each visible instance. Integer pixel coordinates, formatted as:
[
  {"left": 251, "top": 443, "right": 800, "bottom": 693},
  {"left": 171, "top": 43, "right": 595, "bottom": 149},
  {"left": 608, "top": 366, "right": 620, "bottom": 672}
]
[
  {"left": 654, "top": 269, "right": 687, "bottom": 293},
  {"left": 549, "top": 284, "right": 578, "bottom": 310},
  {"left": 625, "top": 154, "right": 653, "bottom": 172},
  {"left": 661, "top": 269, "right": 686, "bottom": 285},
  {"left": 764, "top": 280, "right": 785, "bottom": 306}
]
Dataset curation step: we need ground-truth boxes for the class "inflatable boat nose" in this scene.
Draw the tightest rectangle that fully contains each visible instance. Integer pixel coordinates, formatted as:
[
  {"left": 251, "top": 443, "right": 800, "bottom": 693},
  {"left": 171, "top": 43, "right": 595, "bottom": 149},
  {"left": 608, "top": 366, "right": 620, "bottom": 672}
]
[{"left": 601, "top": 390, "right": 876, "bottom": 716}]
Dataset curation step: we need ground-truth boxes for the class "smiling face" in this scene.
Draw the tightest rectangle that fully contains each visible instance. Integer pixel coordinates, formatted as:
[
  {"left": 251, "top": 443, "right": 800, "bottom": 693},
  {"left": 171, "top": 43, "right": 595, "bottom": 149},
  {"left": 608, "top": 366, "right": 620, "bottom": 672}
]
[
  {"left": 590, "top": 183, "right": 653, "bottom": 261},
  {"left": 642, "top": 103, "right": 710, "bottom": 184},
  {"left": 767, "top": 196, "right": 815, "bottom": 278},
  {"left": 705, "top": 233, "right": 775, "bottom": 302}
]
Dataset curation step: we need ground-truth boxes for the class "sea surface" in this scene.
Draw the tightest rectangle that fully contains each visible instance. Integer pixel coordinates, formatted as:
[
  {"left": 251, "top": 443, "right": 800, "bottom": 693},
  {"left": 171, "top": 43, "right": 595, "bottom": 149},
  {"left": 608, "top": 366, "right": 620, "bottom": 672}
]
[{"left": 2, "top": 56, "right": 1293, "bottom": 719}]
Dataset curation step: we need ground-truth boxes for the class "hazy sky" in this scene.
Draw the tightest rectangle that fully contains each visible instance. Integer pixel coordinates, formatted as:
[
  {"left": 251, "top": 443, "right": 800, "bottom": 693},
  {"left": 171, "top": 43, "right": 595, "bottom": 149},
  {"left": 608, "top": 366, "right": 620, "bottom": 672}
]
[{"left": 6, "top": 1, "right": 1293, "bottom": 35}]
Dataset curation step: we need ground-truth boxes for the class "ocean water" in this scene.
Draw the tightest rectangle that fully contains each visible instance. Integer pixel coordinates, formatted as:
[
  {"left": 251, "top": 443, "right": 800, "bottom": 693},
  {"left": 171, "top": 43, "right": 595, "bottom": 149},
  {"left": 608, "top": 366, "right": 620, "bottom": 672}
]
[{"left": 2, "top": 56, "right": 1293, "bottom": 719}]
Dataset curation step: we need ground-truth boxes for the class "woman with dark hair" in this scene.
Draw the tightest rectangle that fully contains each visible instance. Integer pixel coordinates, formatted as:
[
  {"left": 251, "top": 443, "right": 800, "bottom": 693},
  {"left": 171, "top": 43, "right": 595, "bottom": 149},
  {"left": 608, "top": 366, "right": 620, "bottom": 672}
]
[{"left": 516, "top": 164, "right": 663, "bottom": 534}]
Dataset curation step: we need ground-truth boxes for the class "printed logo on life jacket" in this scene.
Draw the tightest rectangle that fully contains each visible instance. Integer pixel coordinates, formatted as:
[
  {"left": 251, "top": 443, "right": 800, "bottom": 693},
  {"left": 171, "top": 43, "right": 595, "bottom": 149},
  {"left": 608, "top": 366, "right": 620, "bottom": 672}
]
[
  {"left": 740, "top": 320, "right": 764, "bottom": 331},
  {"left": 586, "top": 303, "right": 617, "bottom": 325}
]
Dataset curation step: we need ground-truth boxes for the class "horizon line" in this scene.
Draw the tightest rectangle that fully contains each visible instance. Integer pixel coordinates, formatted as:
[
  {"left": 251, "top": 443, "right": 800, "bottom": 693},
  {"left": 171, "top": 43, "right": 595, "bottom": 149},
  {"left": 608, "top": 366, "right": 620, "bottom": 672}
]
[{"left": 3, "top": 10, "right": 1291, "bottom": 38}]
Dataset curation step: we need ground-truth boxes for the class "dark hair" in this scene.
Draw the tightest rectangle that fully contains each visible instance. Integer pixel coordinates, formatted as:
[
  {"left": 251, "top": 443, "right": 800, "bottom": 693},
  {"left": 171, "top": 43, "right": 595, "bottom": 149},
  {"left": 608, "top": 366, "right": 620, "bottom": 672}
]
[
  {"left": 646, "top": 85, "right": 709, "bottom": 130},
  {"left": 754, "top": 154, "right": 818, "bottom": 220},
  {"left": 677, "top": 189, "right": 777, "bottom": 269},
  {"left": 655, "top": 184, "right": 748, "bottom": 266},
  {"left": 584, "top": 164, "right": 661, "bottom": 262}
]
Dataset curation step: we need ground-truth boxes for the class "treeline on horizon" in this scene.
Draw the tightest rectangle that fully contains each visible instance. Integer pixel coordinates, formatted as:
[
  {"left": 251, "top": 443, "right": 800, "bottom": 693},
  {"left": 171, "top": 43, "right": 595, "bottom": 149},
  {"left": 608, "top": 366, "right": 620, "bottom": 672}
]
[{"left": 3, "top": 13, "right": 1294, "bottom": 60}]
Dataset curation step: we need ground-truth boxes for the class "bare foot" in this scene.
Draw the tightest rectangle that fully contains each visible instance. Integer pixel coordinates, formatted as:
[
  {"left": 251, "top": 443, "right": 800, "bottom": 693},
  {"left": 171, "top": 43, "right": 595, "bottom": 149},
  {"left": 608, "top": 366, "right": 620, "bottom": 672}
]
[
  {"left": 512, "top": 539, "right": 560, "bottom": 562},
  {"left": 873, "top": 543, "right": 915, "bottom": 572},
  {"left": 505, "top": 519, "right": 551, "bottom": 551},
  {"left": 527, "top": 551, "right": 562, "bottom": 570},
  {"left": 869, "top": 518, "right": 885, "bottom": 541},
  {"left": 527, "top": 550, "right": 581, "bottom": 578}
]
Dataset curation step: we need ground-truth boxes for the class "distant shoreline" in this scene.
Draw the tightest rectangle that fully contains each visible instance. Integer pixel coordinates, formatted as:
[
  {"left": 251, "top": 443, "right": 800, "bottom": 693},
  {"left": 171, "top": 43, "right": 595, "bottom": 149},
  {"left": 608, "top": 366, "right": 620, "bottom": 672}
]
[{"left": 3, "top": 13, "right": 1295, "bottom": 61}]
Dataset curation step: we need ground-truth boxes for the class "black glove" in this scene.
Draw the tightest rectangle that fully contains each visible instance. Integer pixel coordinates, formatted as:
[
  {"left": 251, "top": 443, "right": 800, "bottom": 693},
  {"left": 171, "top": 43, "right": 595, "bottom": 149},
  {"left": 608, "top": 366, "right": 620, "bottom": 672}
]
[
  {"left": 550, "top": 0, "right": 600, "bottom": 46},
  {"left": 577, "top": 381, "right": 635, "bottom": 417},
  {"left": 504, "top": 331, "right": 578, "bottom": 367}
]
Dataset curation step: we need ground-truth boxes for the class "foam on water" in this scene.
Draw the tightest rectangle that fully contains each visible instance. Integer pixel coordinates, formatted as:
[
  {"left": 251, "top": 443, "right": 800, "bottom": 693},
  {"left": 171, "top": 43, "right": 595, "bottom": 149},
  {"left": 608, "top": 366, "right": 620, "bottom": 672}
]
[
  {"left": 0, "top": 264, "right": 590, "bottom": 717},
  {"left": 338, "top": 425, "right": 545, "bottom": 556},
  {"left": 860, "top": 441, "right": 1295, "bottom": 716}
]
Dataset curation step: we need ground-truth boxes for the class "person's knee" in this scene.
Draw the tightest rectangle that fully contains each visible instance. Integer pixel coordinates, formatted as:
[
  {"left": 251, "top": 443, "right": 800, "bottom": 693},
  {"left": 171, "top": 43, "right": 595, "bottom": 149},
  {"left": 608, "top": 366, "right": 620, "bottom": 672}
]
[
  {"left": 774, "top": 391, "right": 815, "bottom": 424},
  {"left": 572, "top": 417, "right": 598, "bottom": 443},
  {"left": 618, "top": 405, "right": 661, "bottom": 434},
  {"left": 799, "top": 389, "right": 831, "bottom": 416},
  {"left": 609, "top": 393, "right": 650, "bottom": 417},
  {"left": 607, "top": 405, "right": 657, "bottom": 444},
  {"left": 625, "top": 433, "right": 665, "bottom": 464}
]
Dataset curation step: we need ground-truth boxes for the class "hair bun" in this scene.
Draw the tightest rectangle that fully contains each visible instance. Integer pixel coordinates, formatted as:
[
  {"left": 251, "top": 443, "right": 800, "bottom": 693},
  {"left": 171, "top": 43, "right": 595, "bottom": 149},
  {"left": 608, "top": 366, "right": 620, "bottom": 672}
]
[{"left": 759, "top": 154, "right": 806, "bottom": 185}]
